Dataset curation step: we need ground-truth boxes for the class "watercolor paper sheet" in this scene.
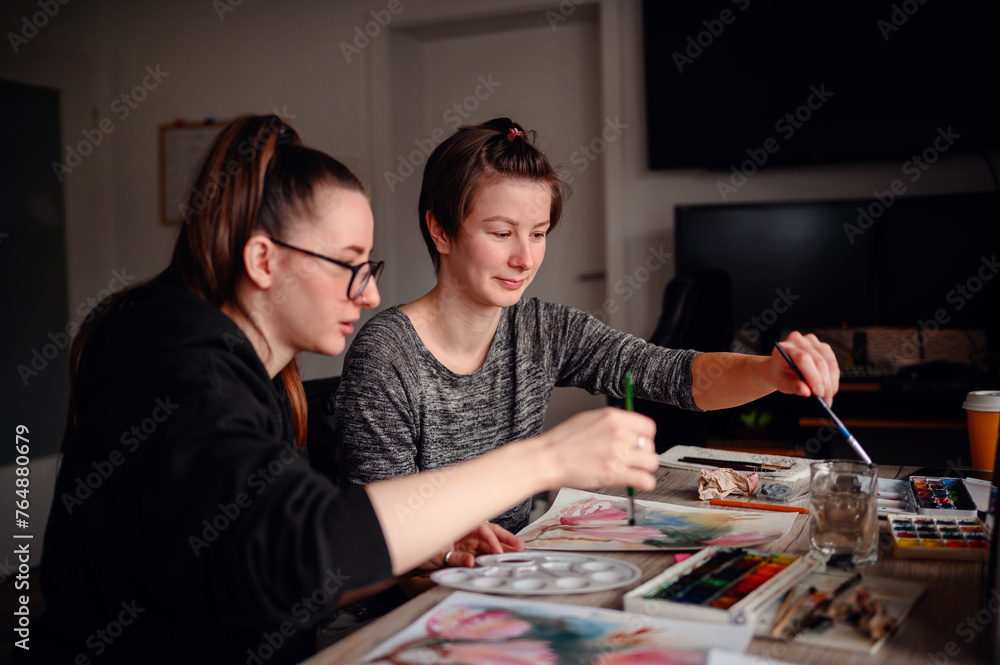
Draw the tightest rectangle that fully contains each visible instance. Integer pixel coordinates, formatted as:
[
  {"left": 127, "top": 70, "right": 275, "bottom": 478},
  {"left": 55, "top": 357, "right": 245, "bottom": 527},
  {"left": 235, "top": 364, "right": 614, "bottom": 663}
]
[
  {"left": 353, "top": 590, "right": 754, "bottom": 665},
  {"left": 517, "top": 488, "right": 797, "bottom": 551}
]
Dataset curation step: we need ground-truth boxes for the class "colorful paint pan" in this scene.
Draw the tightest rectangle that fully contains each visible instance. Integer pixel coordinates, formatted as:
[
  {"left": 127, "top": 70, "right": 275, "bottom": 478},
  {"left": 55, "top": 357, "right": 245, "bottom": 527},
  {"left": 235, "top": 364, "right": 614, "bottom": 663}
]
[
  {"left": 887, "top": 515, "right": 989, "bottom": 561},
  {"left": 624, "top": 546, "right": 816, "bottom": 625},
  {"left": 646, "top": 549, "right": 799, "bottom": 610},
  {"left": 908, "top": 476, "right": 977, "bottom": 517}
]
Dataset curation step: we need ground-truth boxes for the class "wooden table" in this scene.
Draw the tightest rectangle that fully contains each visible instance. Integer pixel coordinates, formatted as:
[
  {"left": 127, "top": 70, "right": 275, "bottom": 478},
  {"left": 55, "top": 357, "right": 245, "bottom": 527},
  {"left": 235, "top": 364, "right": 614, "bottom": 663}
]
[{"left": 304, "top": 465, "right": 994, "bottom": 664}]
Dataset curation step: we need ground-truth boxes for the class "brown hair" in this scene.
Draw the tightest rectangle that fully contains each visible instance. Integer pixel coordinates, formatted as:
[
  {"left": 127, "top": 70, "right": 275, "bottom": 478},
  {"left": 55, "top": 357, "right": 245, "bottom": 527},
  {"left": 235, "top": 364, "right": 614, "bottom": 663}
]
[
  {"left": 69, "top": 114, "right": 365, "bottom": 447},
  {"left": 418, "top": 117, "right": 569, "bottom": 273}
]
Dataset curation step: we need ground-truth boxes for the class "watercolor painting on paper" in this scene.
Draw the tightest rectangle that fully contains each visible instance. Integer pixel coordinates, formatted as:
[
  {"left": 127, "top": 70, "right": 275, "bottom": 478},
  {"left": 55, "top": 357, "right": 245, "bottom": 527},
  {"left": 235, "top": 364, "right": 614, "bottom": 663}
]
[
  {"left": 517, "top": 488, "right": 797, "bottom": 551},
  {"left": 354, "top": 591, "right": 754, "bottom": 665}
]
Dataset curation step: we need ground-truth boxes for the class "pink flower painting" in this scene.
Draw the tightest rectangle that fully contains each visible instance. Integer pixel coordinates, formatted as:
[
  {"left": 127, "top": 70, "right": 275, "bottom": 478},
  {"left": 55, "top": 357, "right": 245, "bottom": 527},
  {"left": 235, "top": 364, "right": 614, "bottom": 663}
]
[
  {"left": 517, "top": 489, "right": 795, "bottom": 551},
  {"left": 437, "top": 640, "right": 559, "bottom": 665},
  {"left": 593, "top": 646, "right": 706, "bottom": 665},
  {"left": 427, "top": 607, "right": 532, "bottom": 640},
  {"left": 357, "top": 592, "right": 754, "bottom": 665}
]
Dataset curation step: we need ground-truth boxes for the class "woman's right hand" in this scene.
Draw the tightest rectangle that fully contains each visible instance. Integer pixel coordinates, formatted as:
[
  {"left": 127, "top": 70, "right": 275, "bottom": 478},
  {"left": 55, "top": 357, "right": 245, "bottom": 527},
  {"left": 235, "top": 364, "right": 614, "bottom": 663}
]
[
  {"left": 368, "top": 407, "right": 658, "bottom": 576},
  {"left": 537, "top": 407, "right": 659, "bottom": 492}
]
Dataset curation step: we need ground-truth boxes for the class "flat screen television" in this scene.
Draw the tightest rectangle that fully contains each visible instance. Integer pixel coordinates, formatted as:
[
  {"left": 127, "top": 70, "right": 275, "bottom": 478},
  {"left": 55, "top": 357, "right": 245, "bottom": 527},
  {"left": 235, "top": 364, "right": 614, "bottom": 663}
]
[
  {"left": 643, "top": 2, "right": 1000, "bottom": 170},
  {"left": 674, "top": 192, "right": 1000, "bottom": 350}
]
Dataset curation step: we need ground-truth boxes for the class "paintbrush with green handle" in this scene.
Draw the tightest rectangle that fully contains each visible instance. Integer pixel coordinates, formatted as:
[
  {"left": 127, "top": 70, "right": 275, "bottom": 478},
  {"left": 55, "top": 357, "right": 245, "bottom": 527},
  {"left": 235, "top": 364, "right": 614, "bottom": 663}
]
[{"left": 625, "top": 372, "right": 636, "bottom": 526}]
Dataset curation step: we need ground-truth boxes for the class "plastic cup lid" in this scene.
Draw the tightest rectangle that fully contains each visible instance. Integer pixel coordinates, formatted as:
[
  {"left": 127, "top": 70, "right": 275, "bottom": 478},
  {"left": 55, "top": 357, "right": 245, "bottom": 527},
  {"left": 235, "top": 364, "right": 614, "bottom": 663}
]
[{"left": 963, "top": 391, "right": 1000, "bottom": 412}]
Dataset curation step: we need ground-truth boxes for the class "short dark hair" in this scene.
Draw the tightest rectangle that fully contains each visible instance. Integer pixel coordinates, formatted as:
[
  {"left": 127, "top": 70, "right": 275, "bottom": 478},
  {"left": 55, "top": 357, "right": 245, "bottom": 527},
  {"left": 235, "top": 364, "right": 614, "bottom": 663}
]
[{"left": 418, "top": 118, "right": 569, "bottom": 273}]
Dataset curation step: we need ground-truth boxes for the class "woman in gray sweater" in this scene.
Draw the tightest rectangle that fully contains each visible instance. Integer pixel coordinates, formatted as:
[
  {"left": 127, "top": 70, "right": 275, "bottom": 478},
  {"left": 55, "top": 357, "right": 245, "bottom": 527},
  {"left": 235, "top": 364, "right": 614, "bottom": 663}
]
[{"left": 336, "top": 118, "right": 839, "bottom": 539}]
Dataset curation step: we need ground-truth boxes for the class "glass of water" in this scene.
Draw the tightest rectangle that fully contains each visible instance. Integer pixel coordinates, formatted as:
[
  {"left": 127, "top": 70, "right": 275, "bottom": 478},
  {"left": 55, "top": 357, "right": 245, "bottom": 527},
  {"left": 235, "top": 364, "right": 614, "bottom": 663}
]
[{"left": 809, "top": 460, "right": 878, "bottom": 568}]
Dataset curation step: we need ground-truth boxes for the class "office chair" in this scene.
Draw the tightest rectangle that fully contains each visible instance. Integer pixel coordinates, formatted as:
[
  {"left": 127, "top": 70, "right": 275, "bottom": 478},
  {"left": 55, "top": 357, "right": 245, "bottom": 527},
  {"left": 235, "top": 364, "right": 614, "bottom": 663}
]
[
  {"left": 621, "top": 270, "right": 732, "bottom": 452},
  {"left": 303, "top": 375, "right": 342, "bottom": 483}
]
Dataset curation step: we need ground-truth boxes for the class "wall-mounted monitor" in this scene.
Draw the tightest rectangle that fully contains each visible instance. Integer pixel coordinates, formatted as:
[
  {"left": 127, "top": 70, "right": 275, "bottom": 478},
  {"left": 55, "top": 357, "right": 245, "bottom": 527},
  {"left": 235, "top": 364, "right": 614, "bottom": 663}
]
[{"left": 643, "top": 2, "right": 1000, "bottom": 170}]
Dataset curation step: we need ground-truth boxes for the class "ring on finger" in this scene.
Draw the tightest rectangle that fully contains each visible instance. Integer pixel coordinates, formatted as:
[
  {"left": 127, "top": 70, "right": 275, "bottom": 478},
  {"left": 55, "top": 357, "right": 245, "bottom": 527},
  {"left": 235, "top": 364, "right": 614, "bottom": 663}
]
[
  {"left": 444, "top": 550, "right": 455, "bottom": 566},
  {"left": 635, "top": 436, "right": 647, "bottom": 452}
]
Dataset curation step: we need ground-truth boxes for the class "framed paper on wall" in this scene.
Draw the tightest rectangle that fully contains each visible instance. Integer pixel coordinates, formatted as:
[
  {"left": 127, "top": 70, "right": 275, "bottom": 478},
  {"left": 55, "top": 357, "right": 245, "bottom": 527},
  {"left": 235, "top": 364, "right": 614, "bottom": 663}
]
[{"left": 159, "top": 121, "right": 226, "bottom": 225}]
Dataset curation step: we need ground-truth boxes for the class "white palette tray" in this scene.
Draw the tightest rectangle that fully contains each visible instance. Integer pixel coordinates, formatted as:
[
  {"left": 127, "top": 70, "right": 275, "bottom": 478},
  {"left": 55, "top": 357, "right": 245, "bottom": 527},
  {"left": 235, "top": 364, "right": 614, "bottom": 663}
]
[{"left": 430, "top": 551, "right": 642, "bottom": 595}]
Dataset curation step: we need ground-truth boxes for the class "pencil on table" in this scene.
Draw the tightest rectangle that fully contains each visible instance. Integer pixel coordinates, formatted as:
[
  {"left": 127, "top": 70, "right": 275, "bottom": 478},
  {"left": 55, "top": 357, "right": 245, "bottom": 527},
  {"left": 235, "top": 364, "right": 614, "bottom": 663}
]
[{"left": 709, "top": 499, "right": 809, "bottom": 514}]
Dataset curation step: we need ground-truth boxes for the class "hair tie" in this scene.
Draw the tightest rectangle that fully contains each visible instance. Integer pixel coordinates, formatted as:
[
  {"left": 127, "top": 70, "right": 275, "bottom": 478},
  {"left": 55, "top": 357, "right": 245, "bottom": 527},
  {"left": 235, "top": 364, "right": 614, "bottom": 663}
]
[
  {"left": 506, "top": 127, "right": 524, "bottom": 143},
  {"left": 276, "top": 130, "right": 294, "bottom": 146}
]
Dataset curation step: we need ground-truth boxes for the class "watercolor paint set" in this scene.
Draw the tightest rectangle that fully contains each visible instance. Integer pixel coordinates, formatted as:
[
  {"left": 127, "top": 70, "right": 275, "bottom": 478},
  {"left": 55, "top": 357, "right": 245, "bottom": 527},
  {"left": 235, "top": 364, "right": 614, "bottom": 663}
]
[
  {"left": 876, "top": 476, "right": 981, "bottom": 518},
  {"left": 624, "top": 546, "right": 818, "bottom": 624},
  {"left": 430, "top": 551, "right": 642, "bottom": 595},
  {"left": 908, "top": 476, "right": 978, "bottom": 517},
  {"left": 886, "top": 515, "right": 991, "bottom": 561}
]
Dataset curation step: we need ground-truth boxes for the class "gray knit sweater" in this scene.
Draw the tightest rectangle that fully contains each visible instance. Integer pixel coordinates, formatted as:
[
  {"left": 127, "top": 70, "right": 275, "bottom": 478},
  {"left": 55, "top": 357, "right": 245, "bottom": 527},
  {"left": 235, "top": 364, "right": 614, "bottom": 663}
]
[{"left": 335, "top": 298, "right": 701, "bottom": 532}]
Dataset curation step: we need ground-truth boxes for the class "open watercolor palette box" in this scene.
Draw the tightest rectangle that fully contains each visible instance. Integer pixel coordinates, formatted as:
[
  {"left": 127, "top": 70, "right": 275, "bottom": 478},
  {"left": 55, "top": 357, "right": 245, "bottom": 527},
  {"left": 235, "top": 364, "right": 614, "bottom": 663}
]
[
  {"left": 907, "top": 476, "right": 978, "bottom": 516},
  {"left": 623, "top": 546, "right": 818, "bottom": 625},
  {"left": 886, "top": 514, "right": 990, "bottom": 561},
  {"left": 877, "top": 476, "right": 982, "bottom": 518}
]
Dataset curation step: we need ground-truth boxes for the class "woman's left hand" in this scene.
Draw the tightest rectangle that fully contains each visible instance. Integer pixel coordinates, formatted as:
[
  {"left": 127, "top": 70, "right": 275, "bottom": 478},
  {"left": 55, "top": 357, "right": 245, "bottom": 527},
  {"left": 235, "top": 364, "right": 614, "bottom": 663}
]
[
  {"left": 413, "top": 522, "right": 525, "bottom": 573},
  {"left": 769, "top": 331, "right": 840, "bottom": 405}
]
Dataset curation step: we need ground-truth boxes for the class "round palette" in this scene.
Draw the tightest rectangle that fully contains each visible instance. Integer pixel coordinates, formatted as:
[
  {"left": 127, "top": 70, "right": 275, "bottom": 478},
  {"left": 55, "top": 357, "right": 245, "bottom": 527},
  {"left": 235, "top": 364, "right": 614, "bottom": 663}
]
[{"left": 430, "top": 551, "right": 642, "bottom": 595}]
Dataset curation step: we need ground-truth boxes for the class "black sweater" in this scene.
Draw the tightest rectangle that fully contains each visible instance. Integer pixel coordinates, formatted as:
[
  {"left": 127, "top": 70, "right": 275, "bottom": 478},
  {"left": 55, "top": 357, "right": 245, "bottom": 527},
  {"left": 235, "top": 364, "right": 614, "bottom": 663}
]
[{"left": 24, "top": 277, "right": 392, "bottom": 665}]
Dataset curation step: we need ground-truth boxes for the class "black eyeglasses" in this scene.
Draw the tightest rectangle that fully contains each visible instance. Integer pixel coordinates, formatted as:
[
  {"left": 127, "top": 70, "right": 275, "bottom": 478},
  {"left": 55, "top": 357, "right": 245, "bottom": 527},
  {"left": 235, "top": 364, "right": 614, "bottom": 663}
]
[{"left": 269, "top": 237, "right": 384, "bottom": 300}]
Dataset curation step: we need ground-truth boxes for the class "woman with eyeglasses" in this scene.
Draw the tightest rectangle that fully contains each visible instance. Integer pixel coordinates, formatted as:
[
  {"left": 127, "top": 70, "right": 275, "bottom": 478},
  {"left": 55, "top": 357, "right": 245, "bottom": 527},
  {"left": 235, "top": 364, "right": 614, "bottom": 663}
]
[
  {"left": 26, "top": 115, "right": 659, "bottom": 665},
  {"left": 334, "top": 117, "right": 840, "bottom": 539}
]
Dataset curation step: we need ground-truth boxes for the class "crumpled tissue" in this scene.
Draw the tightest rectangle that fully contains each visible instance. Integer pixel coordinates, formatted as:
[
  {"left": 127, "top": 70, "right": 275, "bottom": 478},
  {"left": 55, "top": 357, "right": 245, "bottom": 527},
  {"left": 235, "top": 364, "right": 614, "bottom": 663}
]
[{"left": 697, "top": 467, "right": 760, "bottom": 500}]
